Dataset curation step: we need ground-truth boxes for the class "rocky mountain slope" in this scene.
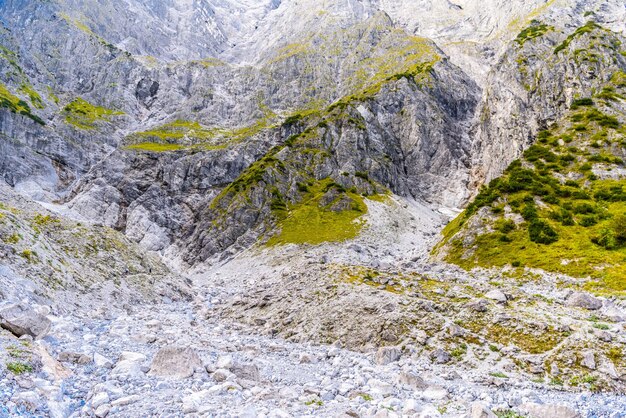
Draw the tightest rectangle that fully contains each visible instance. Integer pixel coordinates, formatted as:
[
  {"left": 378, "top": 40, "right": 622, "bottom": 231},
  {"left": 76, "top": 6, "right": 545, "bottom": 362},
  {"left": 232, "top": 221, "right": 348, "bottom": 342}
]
[{"left": 0, "top": 0, "right": 625, "bottom": 417}]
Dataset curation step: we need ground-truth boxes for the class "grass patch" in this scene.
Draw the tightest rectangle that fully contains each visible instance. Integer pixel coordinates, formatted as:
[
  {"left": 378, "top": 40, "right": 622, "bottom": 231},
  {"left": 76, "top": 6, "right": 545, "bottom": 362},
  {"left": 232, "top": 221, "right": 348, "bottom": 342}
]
[
  {"left": 516, "top": 21, "right": 552, "bottom": 46},
  {"left": 267, "top": 178, "right": 367, "bottom": 245},
  {"left": 63, "top": 97, "right": 123, "bottom": 130},
  {"left": 125, "top": 142, "right": 185, "bottom": 152},
  {"left": 0, "top": 82, "right": 44, "bottom": 125},
  {"left": 6, "top": 362, "right": 32, "bottom": 375},
  {"left": 555, "top": 21, "right": 601, "bottom": 55}
]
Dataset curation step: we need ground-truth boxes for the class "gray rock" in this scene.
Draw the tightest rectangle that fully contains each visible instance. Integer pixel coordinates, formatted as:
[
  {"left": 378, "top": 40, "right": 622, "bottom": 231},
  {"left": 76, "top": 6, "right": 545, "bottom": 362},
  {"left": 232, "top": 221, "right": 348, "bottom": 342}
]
[
  {"left": 520, "top": 402, "right": 581, "bottom": 418},
  {"left": 581, "top": 351, "right": 596, "bottom": 370},
  {"left": 470, "top": 402, "right": 497, "bottom": 418},
  {"left": 485, "top": 290, "right": 507, "bottom": 304},
  {"left": 566, "top": 292, "right": 602, "bottom": 310},
  {"left": 58, "top": 351, "right": 92, "bottom": 365},
  {"left": 148, "top": 346, "right": 203, "bottom": 379},
  {"left": 231, "top": 362, "right": 261, "bottom": 382},
  {"left": 430, "top": 348, "right": 451, "bottom": 364},
  {"left": 467, "top": 299, "right": 489, "bottom": 313},
  {"left": 0, "top": 303, "right": 51, "bottom": 339},
  {"left": 397, "top": 372, "right": 427, "bottom": 390},
  {"left": 375, "top": 346, "right": 401, "bottom": 365}
]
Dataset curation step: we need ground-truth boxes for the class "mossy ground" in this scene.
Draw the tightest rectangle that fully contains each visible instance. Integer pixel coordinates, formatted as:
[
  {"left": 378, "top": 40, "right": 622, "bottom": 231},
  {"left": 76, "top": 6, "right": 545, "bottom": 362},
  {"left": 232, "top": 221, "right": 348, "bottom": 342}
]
[
  {"left": 63, "top": 98, "right": 123, "bottom": 130},
  {"left": 267, "top": 178, "right": 368, "bottom": 245}
]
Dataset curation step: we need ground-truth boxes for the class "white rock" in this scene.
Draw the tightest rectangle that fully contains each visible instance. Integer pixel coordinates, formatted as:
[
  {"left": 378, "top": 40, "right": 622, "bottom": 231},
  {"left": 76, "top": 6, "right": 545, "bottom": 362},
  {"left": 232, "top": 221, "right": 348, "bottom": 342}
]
[
  {"left": 470, "top": 402, "right": 497, "bottom": 418},
  {"left": 94, "top": 404, "right": 110, "bottom": 418},
  {"left": 91, "top": 392, "right": 109, "bottom": 409},
  {"left": 110, "top": 395, "right": 140, "bottom": 407},
  {"left": 520, "top": 402, "right": 581, "bottom": 418},
  {"left": 182, "top": 390, "right": 211, "bottom": 414},
  {"left": 110, "top": 352, "right": 147, "bottom": 378},
  {"left": 368, "top": 378, "right": 395, "bottom": 397},
  {"left": 148, "top": 346, "right": 203, "bottom": 379},
  {"left": 216, "top": 355, "right": 233, "bottom": 370},
  {"left": 94, "top": 353, "right": 113, "bottom": 369},
  {"left": 485, "top": 290, "right": 507, "bottom": 303}
]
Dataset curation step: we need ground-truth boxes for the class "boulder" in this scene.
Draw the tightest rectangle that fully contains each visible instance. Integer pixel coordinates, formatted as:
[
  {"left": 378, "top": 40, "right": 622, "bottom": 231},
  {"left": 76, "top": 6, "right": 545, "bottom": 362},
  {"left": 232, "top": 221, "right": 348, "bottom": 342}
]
[
  {"left": 470, "top": 402, "right": 497, "bottom": 418},
  {"left": 148, "top": 346, "right": 202, "bottom": 379},
  {"left": 467, "top": 299, "right": 489, "bottom": 312},
  {"left": 581, "top": 351, "right": 596, "bottom": 370},
  {"left": 58, "top": 351, "right": 92, "bottom": 365},
  {"left": 430, "top": 348, "right": 451, "bottom": 364},
  {"left": 0, "top": 303, "right": 51, "bottom": 338},
  {"left": 485, "top": 290, "right": 507, "bottom": 304},
  {"left": 520, "top": 403, "right": 581, "bottom": 418},
  {"left": 375, "top": 346, "right": 401, "bottom": 365},
  {"left": 397, "top": 371, "right": 427, "bottom": 390},
  {"left": 110, "top": 352, "right": 146, "bottom": 378},
  {"left": 231, "top": 362, "right": 260, "bottom": 381},
  {"left": 566, "top": 292, "right": 602, "bottom": 310}
]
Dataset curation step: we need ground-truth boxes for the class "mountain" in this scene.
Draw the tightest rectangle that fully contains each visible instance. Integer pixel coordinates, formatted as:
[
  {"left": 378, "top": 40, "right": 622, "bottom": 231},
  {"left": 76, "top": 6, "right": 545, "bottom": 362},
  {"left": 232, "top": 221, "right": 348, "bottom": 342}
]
[{"left": 0, "top": 0, "right": 625, "bottom": 417}]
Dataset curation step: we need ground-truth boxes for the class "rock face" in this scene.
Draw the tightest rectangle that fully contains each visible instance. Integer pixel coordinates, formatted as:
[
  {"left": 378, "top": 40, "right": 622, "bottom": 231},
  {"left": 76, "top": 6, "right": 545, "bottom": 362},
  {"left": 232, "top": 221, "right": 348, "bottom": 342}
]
[
  {"left": 0, "top": 304, "right": 51, "bottom": 339},
  {"left": 148, "top": 346, "right": 203, "bottom": 379}
]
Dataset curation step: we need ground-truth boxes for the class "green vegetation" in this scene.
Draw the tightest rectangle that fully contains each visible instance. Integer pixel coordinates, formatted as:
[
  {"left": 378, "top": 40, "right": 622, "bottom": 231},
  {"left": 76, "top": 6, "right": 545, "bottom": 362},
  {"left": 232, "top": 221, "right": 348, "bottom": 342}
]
[
  {"left": 125, "top": 142, "right": 185, "bottom": 152},
  {"left": 450, "top": 343, "right": 467, "bottom": 359},
  {"left": 0, "top": 82, "right": 44, "bottom": 125},
  {"left": 63, "top": 98, "right": 123, "bottom": 130},
  {"left": 20, "top": 249, "right": 36, "bottom": 262},
  {"left": 462, "top": 321, "right": 566, "bottom": 354},
  {"left": 18, "top": 84, "right": 44, "bottom": 109},
  {"left": 439, "top": 68, "right": 626, "bottom": 294},
  {"left": 6, "top": 362, "right": 32, "bottom": 375},
  {"left": 495, "top": 411, "right": 524, "bottom": 418},
  {"left": 555, "top": 21, "right": 601, "bottom": 54},
  {"left": 489, "top": 372, "right": 509, "bottom": 379},
  {"left": 267, "top": 178, "right": 367, "bottom": 245},
  {"left": 516, "top": 21, "right": 552, "bottom": 46},
  {"left": 125, "top": 118, "right": 276, "bottom": 152}
]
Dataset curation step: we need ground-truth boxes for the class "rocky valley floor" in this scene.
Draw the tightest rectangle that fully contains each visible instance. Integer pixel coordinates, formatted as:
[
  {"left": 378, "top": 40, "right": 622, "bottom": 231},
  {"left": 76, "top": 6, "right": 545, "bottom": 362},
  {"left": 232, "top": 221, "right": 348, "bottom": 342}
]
[{"left": 1, "top": 191, "right": 625, "bottom": 417}]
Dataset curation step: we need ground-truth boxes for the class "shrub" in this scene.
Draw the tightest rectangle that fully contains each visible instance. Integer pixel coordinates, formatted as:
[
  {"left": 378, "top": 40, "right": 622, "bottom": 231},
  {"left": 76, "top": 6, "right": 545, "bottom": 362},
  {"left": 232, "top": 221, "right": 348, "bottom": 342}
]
[
  {"left": 579, "top": 215, "right": 598, "bottom": 227},
  {"left": 354, "top": 171, "right": 369, "bottom": 181},
  {"left": 499, "top": 234, "right": 513, "bottom": 243},
  {"left": 573, "top": 203, "right": 596, "bottom": 214},
  {"left": 521, "top": 203, "right": 538, "bottom": 221},
  {"left": 496, "top": 219, "right": 516, "bottom": 234},
  {"left": 611, "top": 214, "right": 626, "bottom": 241},
  {"left": 560, "top": 210, "right": 575, "bottom": 226},
  {"left": 571, "top": 98, "right": 594, "bottom": 109},
  {"left": 593, "top": 227, "right": 617, "bottom": 249},
  {"left": 529, "top": 219, "right": 559, "bottom": 244},
  {"left": 536, "top": 130, "right": 553, "bottom": 144}
]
